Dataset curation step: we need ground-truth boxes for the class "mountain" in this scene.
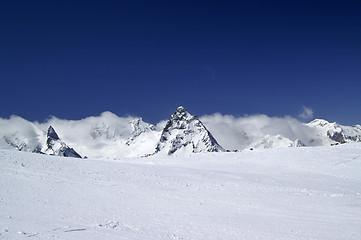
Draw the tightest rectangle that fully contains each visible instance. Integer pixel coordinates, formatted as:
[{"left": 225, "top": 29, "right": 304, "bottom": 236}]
[
  {"left": 79, "top": 115, "right": 159, "bottom": 158},
  {"left": 126, "top": 118, "right": 156, "bottom": 146},
  {"left": 2, "top": 134, "right": 42, "bottom": 153},
  {"left": 1, "top": 111, "right": 361, "bottom": 159},
  {"left": 42, "top": 126, "right": 82, "bottom": 158},
  {"left": 0, "top": 119, "right": 82, "bottom": 158},
  {"left": 251, "top": 134, "right": 305, "bottom": 149},
  {"left": 0, "top": 116, "right": 43, "bottom": 153},
  {"left": 249, "top": 119, "right": 361, "bottom": 149},
  {"left": 0, "top": 113, "right": 161, "bottom": 159},
  {"left": 307, "top": 119, "right": 361, "bottom": 145},
  {"left": 154, "top": 106, "right": 225, "bottom": 155}
]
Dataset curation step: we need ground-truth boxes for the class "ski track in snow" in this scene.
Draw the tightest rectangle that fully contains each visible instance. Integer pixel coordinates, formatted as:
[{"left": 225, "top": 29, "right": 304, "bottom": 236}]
[{"left": 1, "top": 144, "right": 361, "bottom": 239}]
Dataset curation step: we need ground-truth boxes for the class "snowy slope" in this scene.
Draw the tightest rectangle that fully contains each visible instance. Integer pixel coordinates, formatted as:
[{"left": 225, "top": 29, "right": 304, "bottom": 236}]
[
  {"left": 155, "top": 106, "right": 224, "bottom": 155},
  {"left": 1, "top": 144, "right": 361, "bottom": 239}
]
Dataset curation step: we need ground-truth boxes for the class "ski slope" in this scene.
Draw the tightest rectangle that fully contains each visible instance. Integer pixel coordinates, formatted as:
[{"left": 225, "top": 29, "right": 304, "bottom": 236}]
[{"left": 1, "top": 144, "right": 361, "bottom": 239}]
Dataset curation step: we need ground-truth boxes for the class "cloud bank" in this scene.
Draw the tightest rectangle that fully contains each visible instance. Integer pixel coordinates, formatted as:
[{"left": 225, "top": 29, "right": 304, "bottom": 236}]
[
  {"left": 0, "top": 112, "right": 160, "bottom": 158},
  {"left": 200, "top": 113, "right": 321, "bottom": 150}
]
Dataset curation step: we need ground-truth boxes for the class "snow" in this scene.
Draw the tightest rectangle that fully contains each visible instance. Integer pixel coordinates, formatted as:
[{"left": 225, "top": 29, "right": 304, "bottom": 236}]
[{"left": 1, "top": 143, "right": 361, "bottom": 239}]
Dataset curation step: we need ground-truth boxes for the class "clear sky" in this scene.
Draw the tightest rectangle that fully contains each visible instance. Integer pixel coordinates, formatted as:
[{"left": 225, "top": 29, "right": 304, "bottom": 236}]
[{"left": 1, "top": 0, "right": 360, "bottom": 125}]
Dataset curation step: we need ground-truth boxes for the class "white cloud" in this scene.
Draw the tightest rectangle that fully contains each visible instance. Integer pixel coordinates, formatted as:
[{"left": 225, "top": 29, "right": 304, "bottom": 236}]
[
  {"left": 34, "top": 111, "right": 159, "bottom": 158},
  {"left": 0, "top": 112, "right": 160, "bottom": 158},
  {"left": 200, "top": 113, "right": 321, "bottom": 150},
  {"left": 298, "top": 106, "right": 314, "bottom": 120},
  {"left": 0, "top": 116, "right": 43, "bottom": 150}
]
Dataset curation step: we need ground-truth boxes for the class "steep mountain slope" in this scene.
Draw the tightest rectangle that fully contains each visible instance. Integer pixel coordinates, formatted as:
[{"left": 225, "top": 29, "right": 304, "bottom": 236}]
[
  {"left": 42, "top": 126, "right": 82, "bottom": 158},
  {"left": 307, "top": 119, "right": 361, "bottom": 145},
  {"left": 154, "top": 106, "right": 225, "bottom": 155}
]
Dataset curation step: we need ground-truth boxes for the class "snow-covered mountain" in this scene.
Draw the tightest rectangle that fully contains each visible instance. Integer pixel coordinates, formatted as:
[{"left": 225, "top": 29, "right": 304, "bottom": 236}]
[
  {"left": 0, "top": 121, "right": 82, "bottom": 158},
  {"left": 307, "top": 119, "right": 361, "bottom": 145},
  {"left": 42, "top": 126, "right": 82, "bottom": 158},
  {"left": 126, "top": 118, "right": 156, "bottom": 146},
  {"left": 0, "top": 116, "right": 43, "bottom": 153},
  {"left": 1, "top": 110, "right": 361, "bottom": 158},
  {"left": 2, "top": 134, "right": 41, "bottom": 153},
  {"left": 0, "top": 113, "right": 160, "bottom": 159},
  {"left": 154, "top": 106, "right": 225, "bottom": 155},
  {"left": 247, "top": 119, "right": 361, "bottom": 149},
  {"left": 251, "top": 134, "right": 305, "bottom": 149}
]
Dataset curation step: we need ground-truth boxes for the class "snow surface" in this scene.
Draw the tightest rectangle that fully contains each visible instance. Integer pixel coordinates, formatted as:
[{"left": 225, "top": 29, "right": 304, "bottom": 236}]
[{"left": 1, "top": 143, "right": 361, "bottom": 239}]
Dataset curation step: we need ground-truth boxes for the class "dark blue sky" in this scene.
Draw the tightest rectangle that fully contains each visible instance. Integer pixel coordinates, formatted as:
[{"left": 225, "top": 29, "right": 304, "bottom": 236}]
[{"left": 1, "top": 0, "right": 360, "bottom": 125}]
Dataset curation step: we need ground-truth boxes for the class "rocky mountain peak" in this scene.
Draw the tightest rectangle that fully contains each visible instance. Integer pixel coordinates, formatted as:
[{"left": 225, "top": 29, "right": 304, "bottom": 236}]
[
  {"left": 154, "top": 106, "right": 225, "bottom": 155},
  {"left": 126, "top": 118, "right": 156, "bottom": 146},
  {"left": 131, "top": 118, "right": 156, "bottom": 132},
  {"left": 43, "top": 126, "right": 82, "bottom": 158},
  {"left": 47, "top": 126, "right": 60, "bottom": 140},
  {"left": 308, "top": 119, "right": 341, "bottom": 129},
  {"left": 171, "top": 106, "right": 193, "bottom": 121}
]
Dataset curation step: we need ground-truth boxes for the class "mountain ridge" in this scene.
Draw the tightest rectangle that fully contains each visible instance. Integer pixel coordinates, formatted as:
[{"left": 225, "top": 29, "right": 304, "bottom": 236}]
[
  {"left": 0, "top": 107, "right": 360, "bottom": 158},
  {"left": 307, "top": 119, "right": 361, "bottom": 144}
]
